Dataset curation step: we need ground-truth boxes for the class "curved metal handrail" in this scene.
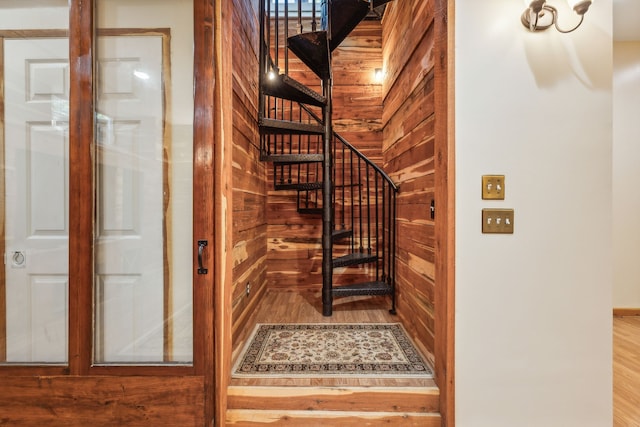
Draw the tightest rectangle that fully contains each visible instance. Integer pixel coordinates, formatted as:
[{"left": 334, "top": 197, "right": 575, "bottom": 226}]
[
  {"left": 333, "top": 132, "right": 398, "bottom": 193},
  {"left": 300, "top": 104, "right": 397, "bottom": 193}
]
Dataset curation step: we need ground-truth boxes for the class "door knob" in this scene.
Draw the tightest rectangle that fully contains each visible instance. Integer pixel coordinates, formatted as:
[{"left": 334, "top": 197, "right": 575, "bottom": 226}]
[{"left": 11, "top": 251, "right": 26, "bottom": 268}]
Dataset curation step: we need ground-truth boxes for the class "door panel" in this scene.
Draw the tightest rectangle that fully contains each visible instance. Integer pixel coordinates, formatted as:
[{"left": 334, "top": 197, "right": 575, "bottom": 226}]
[
  {"left": 29, "top": 277, "right": 67, "bottom": 361},
  {"left": 3, "top": 37, "right": 69, "bottom": 363},
  {"left": 94, "top": 35, "right": 165, "bottom": 363}
]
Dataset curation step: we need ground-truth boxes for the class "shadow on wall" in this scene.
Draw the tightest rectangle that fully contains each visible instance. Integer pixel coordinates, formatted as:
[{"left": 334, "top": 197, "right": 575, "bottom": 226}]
[{"left": 522, "top": 11, "right": 611, "bottom": 90}]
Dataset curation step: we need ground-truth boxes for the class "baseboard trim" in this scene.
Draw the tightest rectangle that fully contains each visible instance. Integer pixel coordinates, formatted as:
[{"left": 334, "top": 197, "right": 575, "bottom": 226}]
[{"left": 613, "top": 308, "right": 640, "bottom": 317}]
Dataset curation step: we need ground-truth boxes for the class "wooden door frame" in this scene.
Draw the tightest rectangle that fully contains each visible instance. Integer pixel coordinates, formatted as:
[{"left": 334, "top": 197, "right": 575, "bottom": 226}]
[
  {"left": 434, "top": 0, "right": 455, "bottom": 426},
  {"left": 211, "top": 0, "right": 234, "bottom": 424},
  {"left": 192, "top": 0, "right": 234, "bottom": 424},
  {"left": 0, "top": 1, "right": 212, "bottom": 374},
  {"left": 68, "top": 1, "right": 204, "bottom": 378},
  {"left": 0, "top": 33, "right": 5, "bottom": 363}
]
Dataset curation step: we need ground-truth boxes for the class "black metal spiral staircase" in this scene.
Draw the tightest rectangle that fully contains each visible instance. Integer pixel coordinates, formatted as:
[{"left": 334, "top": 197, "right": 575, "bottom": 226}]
[{"left": 258, "top": 0, "right": 397, "bottom": 316}]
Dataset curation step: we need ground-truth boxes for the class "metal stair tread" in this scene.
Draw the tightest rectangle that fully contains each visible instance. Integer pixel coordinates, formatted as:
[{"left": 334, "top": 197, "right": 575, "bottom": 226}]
[
  {"left": 288, "top": 31, "right": 330, "bottom": 79},
  {"left": 298, "top": 208, "right": 323, "bottom": 215},
  {"left": 332, "top": 229, "right": 353, "bottom": 241},
  {"left": 263, "top": 153, "right": 324, "bottom": 164},
  {"left": 330, "top": 0, "right": 370, "bottom": 51},
  {"left": 372, "top": 0, "right": 393, "bottom": 8},
  {"left": 263, "top": 73, "right": 326, "bottom": 107},
  {"left": 259, "top": 118, "right": 324, "bottom": 135},
  {"left": 332, "top": 280, "right": 393, "bottom": 297},
  {"left": 273, "top": 182, "right": 323, "bottom": 191},
  {"left": 332, "top": 252, "right": 377, "bottom": 268}
]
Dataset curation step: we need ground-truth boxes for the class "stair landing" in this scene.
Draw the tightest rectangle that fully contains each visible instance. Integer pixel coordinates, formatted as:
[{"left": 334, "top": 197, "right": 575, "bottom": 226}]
[{"left": 228, "top": 290, "right": 440, "bottom": 425}]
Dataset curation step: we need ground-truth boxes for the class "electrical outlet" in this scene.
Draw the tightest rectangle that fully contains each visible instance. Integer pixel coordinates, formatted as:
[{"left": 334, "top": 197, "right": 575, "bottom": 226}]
[
  {"left": 246, "top": 282, "right": 251, "bottom": 296},
  {"left": 482, "top": 175, "right": 505, "bottom": 200},
  {"left": 482, "top": 209, "right": 514, "bottom": 234}
]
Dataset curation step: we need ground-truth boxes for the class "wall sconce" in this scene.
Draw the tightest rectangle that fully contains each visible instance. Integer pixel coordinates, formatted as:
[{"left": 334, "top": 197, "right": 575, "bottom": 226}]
[
  {"left": 521, "top": 0, "right": 593, "bottom": 33},
  {"left": 374, "top": 68, "right": 384, "bottom": 83}
]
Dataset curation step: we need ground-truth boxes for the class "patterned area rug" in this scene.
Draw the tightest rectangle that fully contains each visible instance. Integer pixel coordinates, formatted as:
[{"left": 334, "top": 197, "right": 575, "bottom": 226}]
[{"left": 232, "top": 323, "right": 433, "bottom": 378}]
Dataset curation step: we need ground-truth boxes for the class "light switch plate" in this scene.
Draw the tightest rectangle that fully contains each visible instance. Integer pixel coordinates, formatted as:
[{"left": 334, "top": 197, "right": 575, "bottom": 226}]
[
  {"left": 482, "top": 175, "right": 505, "bottom": 200},
  {"left": 482, "top": 208, "right": 514, "bottom": 234}
]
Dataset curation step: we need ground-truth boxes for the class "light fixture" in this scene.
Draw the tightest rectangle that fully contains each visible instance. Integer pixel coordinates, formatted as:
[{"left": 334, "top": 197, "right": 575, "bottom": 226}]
[
  {"left": 521, "top": 0, "right": 593, "bottom": 33},
  {"left": 374, "top": 68, "right": 384, "bottom": 83}
]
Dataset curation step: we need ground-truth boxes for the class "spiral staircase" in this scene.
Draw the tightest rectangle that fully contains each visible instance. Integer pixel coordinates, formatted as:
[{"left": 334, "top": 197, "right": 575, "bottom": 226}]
[{"left": 259, "top": 0, "right": 398, "bottom": 316}]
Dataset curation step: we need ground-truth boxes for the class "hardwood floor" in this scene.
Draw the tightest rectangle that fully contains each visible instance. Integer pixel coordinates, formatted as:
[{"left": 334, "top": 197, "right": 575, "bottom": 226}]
[
  {"left": 614, "top": 315, "right": 640, "bottom": 426},
  {"left": 231, "top": 290, "right": 435, "bottom": 388}
]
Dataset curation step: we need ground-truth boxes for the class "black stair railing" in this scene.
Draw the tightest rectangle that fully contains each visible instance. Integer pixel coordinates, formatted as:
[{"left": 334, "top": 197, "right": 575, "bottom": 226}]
[
  {"left": 259, "top": 0, "right": 327, "bottom": 205},
  {"left": 259, "top": 94, "right": 324, "bottom": 192},
  {"left": 259, "top": 0, "right": 322, "bottom": 83},
  {"left": 332, "top": 133, "right": 398, "bottom": 304}
]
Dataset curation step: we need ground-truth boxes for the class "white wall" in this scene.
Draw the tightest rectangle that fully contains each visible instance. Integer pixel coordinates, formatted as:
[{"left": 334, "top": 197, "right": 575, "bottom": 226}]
[
  {"left": 455, "top": 1, "right": 612, "bottom": 426},
  {"left": 0, "top": 1, "right": 68, "bottom": 29},
  {"left": 613, "top": 41, "right": 640, "bottom": 308}
]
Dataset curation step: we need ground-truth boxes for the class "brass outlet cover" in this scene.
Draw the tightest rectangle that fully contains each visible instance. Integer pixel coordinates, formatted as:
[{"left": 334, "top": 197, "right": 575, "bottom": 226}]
[
  {"left": 482, "top": 208, "right": 514, "bottom": 234},
  {"left": 482, "top": 175, "right": 505, "bottom": 200}
]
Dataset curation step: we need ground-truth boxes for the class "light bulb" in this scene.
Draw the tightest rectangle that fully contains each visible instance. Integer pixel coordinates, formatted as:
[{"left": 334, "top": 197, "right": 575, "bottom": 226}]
[
  {"left": 526, "top": 0, "right": 546, "bottom": 14},
  {"left": 567, "top": 0, "right": 592, "bottom": 15},
  {"left": 374, "top": 68, "right": 384, "bottom": 83}
]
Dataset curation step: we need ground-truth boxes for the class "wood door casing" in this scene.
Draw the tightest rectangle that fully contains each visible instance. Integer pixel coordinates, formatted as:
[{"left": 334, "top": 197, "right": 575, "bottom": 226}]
[
  {"left": 0, "top": 35, "right": 4, "bottom": 363},
  {"left": 434, "top": 0, "right": 455, "bottom": 425}
]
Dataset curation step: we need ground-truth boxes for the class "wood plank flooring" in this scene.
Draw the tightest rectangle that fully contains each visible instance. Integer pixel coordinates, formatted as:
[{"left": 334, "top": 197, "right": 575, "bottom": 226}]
[
  {"left": 231, "top": 290, "right": 436, "bottom": 388},
  {"left": 228, "top": 290, "right": 440, "bottom": 425},
  {"left": 614, "top": 315, "right": 640, "bottom": 426}
]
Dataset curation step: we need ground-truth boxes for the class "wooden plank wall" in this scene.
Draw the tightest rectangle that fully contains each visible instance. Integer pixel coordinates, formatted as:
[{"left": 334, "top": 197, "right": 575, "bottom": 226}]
[
  {"left": 231, "top": 0, "right": 268, "bottom": 342},
  {"left": 266, "top": 20, "right": 384, "bottom": 291},
  {"left": 381, "top": 1, "right": 437, "bottom": 357}
]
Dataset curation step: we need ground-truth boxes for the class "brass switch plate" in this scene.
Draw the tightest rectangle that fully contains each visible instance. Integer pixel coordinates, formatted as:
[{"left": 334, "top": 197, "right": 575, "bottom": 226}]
[
  {"left": 482, "top": 175, "right": 505, "bottom": 200},
  {"left": 482, "top": 209, "right": 514, "bottom": 234}
]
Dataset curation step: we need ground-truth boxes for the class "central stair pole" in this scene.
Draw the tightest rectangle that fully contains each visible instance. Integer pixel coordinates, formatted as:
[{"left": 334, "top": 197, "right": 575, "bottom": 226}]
[{"left": 321, "top": 70, "right": 333, "bottom": 316}]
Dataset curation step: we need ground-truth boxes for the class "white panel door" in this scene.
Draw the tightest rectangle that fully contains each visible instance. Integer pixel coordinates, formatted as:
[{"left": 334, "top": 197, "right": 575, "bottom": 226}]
[
  {"left": 3, "top": 38, "right": 69, "bottom": 363},
  {"left": 94, "top": 35, "right": 165, "bottom": 363}
]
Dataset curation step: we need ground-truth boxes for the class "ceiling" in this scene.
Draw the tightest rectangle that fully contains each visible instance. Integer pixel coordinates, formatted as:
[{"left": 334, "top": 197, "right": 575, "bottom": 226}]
[{"left": 613, "top": 0, "right": 640, "bottom": 41}]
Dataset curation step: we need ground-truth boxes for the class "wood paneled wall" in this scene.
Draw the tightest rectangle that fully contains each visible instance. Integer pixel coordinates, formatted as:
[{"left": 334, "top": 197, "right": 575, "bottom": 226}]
[
  {"left": 381, "top": 2, "right": 437, "bottom": 357},
  {"left": 231, "top": 0, "right": 268, "bottom": 342},
  {"left": 266, "top": 20, "right": 384, "bottom": 291}
]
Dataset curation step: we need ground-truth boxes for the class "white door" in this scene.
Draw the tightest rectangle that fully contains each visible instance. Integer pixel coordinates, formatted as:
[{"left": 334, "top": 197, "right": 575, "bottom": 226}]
[
  {"left": 3, "top": 35, "right": 166, "bottom": 364},
  {"left": 94, "top": 35, "right": 165, "bottom": 363},
  {"left": 3, "top": 38, "right": 70, "bottom": 363}
]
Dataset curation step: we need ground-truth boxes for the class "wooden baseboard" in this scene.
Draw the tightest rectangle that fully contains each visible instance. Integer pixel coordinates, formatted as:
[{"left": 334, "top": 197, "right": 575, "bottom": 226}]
[{"left": 613, "top": 308, "right": 640, "bottom": 317}]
